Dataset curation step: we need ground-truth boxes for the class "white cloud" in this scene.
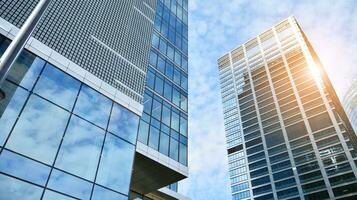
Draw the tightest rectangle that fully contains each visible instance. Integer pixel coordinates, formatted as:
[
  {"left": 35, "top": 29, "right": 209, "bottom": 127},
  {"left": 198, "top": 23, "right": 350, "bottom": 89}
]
[{"left": 182, "top": 0, "right": 357, "bottom": 199}]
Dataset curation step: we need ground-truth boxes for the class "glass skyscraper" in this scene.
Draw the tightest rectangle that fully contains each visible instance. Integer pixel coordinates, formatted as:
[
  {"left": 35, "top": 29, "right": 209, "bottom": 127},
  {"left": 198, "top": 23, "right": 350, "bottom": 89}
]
[
  {"left": 218, "top": 16, "right": 357, "bottom": 200},
  {"left": 0, "top": 0, "right": 188, "bottom": 200},
  {"left": 343, "top": 79, "right": 357, "bottom": 132}
]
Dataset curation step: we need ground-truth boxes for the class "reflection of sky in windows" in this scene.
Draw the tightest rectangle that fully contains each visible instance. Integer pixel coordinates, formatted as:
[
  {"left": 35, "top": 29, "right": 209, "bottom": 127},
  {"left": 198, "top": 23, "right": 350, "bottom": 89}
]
[
  {"left": 42, "top": 190, "right": 76, "bottom": 200},
  {"left": 74, "top": 85, "right": 112, "bottom": 129},
  {"left": 8, "top": 54, "right": 45, "bottom": 91},
  {"left": 0, "top": 81, "right": 29, "bottom": 146},
  {"left": 0, "top": 174, "right": 43, "bottom": 200},
  {"left": 48, "top": 169, "right": 92, "bottom": 200},
  {"left": 34, "top": 64, "right": 81, "bottom": 111},
  {"left": 108, "top": 103, "right": 139, "bottom": 144},
  {"left": 0, "top": 150, "right": 50, "bottom": 186},
  {"left": 96, "top": 133, "right": 135, "bottom": 195},
  {"left": 6, "top": 95, "right": 70, "bottom": 165},
  {"left": 92, "top": 185, "right": 127, "bottom": 200},
  {"left": 55, "top": 115, "right": 104, "bottom": 181}
]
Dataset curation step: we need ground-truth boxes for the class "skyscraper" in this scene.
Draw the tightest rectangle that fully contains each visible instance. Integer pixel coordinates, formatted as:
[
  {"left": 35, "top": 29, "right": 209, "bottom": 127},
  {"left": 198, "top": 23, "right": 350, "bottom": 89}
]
[
  {"left": 218, "top": 16, "right": 357, "bottom": 200},
  {"left": 343, "top": 79, "right": 357, "bottom": 132},
  {"left": 0, "top": 0, "right": 188, "bottom": 199}
]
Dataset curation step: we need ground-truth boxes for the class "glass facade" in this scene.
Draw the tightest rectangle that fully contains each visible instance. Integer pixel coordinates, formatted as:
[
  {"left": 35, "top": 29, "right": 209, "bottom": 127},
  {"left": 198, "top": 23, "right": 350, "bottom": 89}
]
[
  {"left": 137, "top": 0, "right": 188, "bottom": 167},
  {"left": 0, "top": 35, "right": 139, "bottom": 199},
  {"left": 218, "top": 17, "right": 357, "bottom": 200}
]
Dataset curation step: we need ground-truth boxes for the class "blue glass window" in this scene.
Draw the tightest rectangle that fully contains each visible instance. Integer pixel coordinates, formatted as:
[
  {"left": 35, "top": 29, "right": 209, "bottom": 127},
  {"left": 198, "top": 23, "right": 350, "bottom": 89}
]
[
  {"left": 8, "top": 52, "right": 45, "bottom": 90},
  {"left": 181, "top": 75, "right": 188, "bottom": 91},
  {"left": 157, "top": 55, "right": 165, "bottom": 73},
  {"left": 180, "top": 116, "right": 188, "bottom": 136},
  {"left": 159, "top": 132, "right": 170, "bottom": 156},
  {"left": 0, "top": 174, "right": 43, "bottom": 200},
  {"left": 0, "top": 150, "right": 51, "bottom": 186},
  {"left": 34, "top": 64, "right": 80, "bottom": 110},
  {"left": 96, "top": 133, "right": 135, "bottom": 194},
  {"left": 149, "top": 126, "right": 160, "bottom": 150},
  {"left": 48, "top": 169, "right": 92, "bottom": 200},
  {"left": 154, "top": 75, "right": 164, "bottom": 95},
  {"left": 180, "top": 94, "right": 187, "bottom": 111},
  {"left": 162, "top": 105, "right": 171, "bottom": 126},
  {"left": 146, "top": 70, "right": 155, "bottom": 89},
  {"left": 55, "top": 116, "right": 104, "bottom": 181},
  {"left": 0, "top": 81, "right": 29, "bottom": 146},
  {"left": 179, "top": 143, "right": 187, "bottom": 165},
  {"left": 163, "top": 81, "right": 172, "bottom": 101},
  {"left": 159, "top": 39, "right": 167, "bottom": 54},
  {"left": 143, "top": 92, "right": 153, "bottom": 114},
  {"left": 171, "top": 110, "right": 180, "bottom": 132},
  {"left": 137, "top": 120, "right": 149, "bottom": 144},
  {"left": 74, "top": 85, "right": 112, "bottom": 128},
  {"left": 92, "top": 185, "right": 127, "bottom": 200},
  {"left": 167, "top": 44, "right": 175, "bottom": 60},
  {"left": 149, "top": 50, "right": 157, "bottom": 66},
  {"left": 152, "top": 99, "right": 162, "bottom": 120},
  {"left": 173, "top": 69, "right": 180, "bottom": 85},
  {"left": 7, "top": 95, "right": 70, "bottom": 164},
  {"left": 165, "top": 61, "right": 174, "bottom": 79},
  {"left": 109, "top": 103, "right": 139, "bottom": 144},
  {"left": 152, "top": 33, "right": 160, "bottom": 48},
  {"left": 43, "top": 190, "right": 76, "bottom": 200},
  {"left": 170, "top": 138, "right": 179, "bottom": 161},
  {"left": 172, "top": 87, "right": 180, "bottom": 107}
]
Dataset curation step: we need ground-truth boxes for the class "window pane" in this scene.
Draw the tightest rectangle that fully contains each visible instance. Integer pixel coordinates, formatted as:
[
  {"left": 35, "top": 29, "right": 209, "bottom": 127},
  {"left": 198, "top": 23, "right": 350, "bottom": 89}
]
[
  {"left": 92, "top": 185, "right": 127, "bottom": 200},
  {"left": 43, "top": 190, "right": 76, "bottom": 200},
  {"left": 109, "top": 103, "right": 139, "bottom": 144},
  {"left": 146, "top": 70, "right": 155, "bottom": 89},
  {"left": 164, "top": 81, "right": 172, "bottom": 101},
  {"left": 159, "top": 132, "right": 170, "bottom": 156},
  {"left": 165, "top": 61, "right": 174, "bottom": 79},
  {"left": 143, "top": 93, "right": 153, "bottom": 114},
  {"left": 171, "top": 111, "right": 180, "bottom": 132},
  {"left": 34, "top": 64, "right": 80, "bottom": 110},
  {"left": 0, "top": 81, "right": 29, "bottom": 146},
  {"left": 151, "top": 99, "right": 162, "bottom": 120},
  {"left": 96, "top": 133, "right": 135, "bottom": 195},
  {"left": 179, "top": 143, "right": 187, "bottom": 165},
  {"left": 148, "top": 126, "right": 160, "bottom": 150},
  {"left": 55, "top": 116, "right": 104, "bottom": 181},
  {"left": 48, "top": 169, "right": 92, "bottom": 200},
  {"left": 137, "top": 120, "right": 149, "bottom": 144},
  {"left": 162, "top": 105, "right": 171, "bottom": 126},
  {"left": 8, "top": 52, "right": 45, "bottom": 90},
  {"left": 0, "top": 174, "right": 43, "bottom": 200},
  {"left": 0, "top": 150, "right": 50, "bottom": 186},
  {"left": 170, "top": 138, "right": 179, "bottom": 161},
  {"left": 6, "top": 95, "right": 70, "bottom": 164},
  {"left": 74, "top": 85, "right": 112, "bottom": 128},
  {"left": 180, "top": 116, "right": 188, "bottom": 136},
  {"left": 154, "top": 76, "right": 164, "bottom": 95},
  {"left": 149, "top": 50, "right": 157, "bottom": 66}
]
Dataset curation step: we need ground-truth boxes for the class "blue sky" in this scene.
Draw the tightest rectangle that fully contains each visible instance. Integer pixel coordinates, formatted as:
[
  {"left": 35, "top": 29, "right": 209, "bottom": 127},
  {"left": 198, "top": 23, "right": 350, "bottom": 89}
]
[{"left": 179, "top": 0, "right": 357, "bottom": 199}]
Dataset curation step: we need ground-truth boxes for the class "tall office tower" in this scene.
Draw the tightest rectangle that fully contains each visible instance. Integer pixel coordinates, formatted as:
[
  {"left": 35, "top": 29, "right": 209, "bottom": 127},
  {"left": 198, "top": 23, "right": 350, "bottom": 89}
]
[
  {"left": 0, "top": 0, "right": 188, "bottom": 200},
  {"left": 343, "top": 79, "right": 357, "bottom": 132},
  {"left": 218, "top": 16, "right": 357, "bottom": 200}
]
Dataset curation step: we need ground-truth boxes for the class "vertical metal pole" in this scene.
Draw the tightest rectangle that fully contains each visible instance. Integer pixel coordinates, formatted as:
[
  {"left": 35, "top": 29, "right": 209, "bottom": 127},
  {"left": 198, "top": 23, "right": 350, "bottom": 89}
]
[{"left": 0, "top": 0, "right": 51, "bottom": 88}]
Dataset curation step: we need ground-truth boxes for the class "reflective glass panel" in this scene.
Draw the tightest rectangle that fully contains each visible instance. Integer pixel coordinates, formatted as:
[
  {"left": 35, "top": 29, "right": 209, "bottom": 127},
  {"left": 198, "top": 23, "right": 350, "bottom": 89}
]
[
  {"left": 6, "top": 95, "right": 70, "bottom": 164},
  {"left": 92, "top": 185, "right": 127, "bottom": 200},
  {"left": 34, "top": 64, "right": 80, "bottom": 110},
  {"left": 0, "top": 174, "right": 43, "bottom": 200},
  {"left": 74, "top": 85, "right": 111, "bottom": 128},
  {"left": 0, "top": 81, "right": 29, "bottom": 146},
  {"left": 8, "top": 52, "right": 45, "bottom": 90},
  {"left": 96, "top": 133, "right": 135, "bottom": 194},
  {"left": 48, "top": 169, "right": 92, "bottom": 200},
  {"left": 0, "top": 150, "right": 50, "bottom": 186},
  {"left": 55, "top": 116, "right": 104, "bottom": 181},
  {"left": 108, "top": 103, "right": 139, "bottom": 144},
  {"left": 43, "top": 190, "right": 76, "bottom": 200}
]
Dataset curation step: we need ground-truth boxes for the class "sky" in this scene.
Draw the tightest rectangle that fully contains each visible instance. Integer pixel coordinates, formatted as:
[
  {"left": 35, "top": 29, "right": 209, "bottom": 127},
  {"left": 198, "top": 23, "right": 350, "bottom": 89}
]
[{"left": 179, "top": 0, "right": 357, "bottom": 199}]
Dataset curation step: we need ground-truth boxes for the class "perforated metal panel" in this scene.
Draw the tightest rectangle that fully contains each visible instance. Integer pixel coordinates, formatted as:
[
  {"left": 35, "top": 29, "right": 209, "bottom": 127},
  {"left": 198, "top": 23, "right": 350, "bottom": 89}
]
[{"left": 0, "top": 0, "right": 157, "bottom": 103}]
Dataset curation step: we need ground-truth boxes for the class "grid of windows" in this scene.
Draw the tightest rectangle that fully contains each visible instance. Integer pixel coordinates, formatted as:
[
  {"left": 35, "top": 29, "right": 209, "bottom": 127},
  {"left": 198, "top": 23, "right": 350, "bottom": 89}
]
[
  {"left": 138, "top": 0, "right": 188, "bottom": 169},
  {"left": 219, "top": 17, "right": 357, "bottom": 200},
  {"left": 0, "top": 40, "right": 139, "bottom": 199}
]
